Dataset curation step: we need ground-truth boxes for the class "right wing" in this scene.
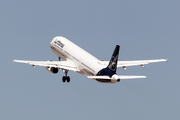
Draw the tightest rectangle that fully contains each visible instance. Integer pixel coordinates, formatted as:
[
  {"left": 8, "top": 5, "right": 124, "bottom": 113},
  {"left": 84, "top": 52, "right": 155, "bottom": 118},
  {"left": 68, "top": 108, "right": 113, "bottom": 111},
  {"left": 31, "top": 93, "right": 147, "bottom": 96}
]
[
  {"left": 117, "top": 59, "right": 167, "bottom": 67},
  {"left": 13, "top": 60, "right": 78, "bottom": 71},
  {"left": 98, "top": 59, "right": 167, "bottom": 69}
]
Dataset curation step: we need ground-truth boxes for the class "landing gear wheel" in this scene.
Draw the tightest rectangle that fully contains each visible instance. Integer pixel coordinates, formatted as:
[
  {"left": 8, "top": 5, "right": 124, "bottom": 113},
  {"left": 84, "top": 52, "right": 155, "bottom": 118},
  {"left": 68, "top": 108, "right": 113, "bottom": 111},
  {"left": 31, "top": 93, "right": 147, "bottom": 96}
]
[
  {"left": 62, "top": 76, "right": 66, "bottom": 82},
  {"left": 67, "top": 76, "right": 70, "bottom": 82},
  {"left": 61, "top": 69, "right": 70, "bottom": 83},
  {"left": 62, "top": 76, "right": 70, "bottom": 82}
]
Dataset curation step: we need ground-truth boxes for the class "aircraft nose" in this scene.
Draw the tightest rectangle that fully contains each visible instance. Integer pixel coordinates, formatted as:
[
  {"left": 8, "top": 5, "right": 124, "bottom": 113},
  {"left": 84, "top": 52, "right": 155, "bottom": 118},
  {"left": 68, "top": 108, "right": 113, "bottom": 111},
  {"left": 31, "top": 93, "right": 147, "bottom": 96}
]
[
  {"left": 50, "top": 40, "right": 53, "bottom": 44},
  {"left": 50, "top": 37, "right": 56, "bottom": 45}
]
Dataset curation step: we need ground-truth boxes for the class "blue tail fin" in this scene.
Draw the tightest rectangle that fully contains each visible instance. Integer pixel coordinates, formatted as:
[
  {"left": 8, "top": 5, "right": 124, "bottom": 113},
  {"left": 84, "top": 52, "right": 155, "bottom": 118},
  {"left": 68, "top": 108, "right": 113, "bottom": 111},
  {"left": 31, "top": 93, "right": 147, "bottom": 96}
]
[
  {"left": 96, "top": 45, "right": 120, "bottom": 78},
  {"left": 107, "top": 45, "right": 120, "bottom": 74}
]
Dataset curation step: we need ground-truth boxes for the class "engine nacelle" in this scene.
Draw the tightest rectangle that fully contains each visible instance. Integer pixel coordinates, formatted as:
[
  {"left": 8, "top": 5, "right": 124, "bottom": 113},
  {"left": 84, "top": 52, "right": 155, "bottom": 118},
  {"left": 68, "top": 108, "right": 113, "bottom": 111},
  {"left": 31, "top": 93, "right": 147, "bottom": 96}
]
[{"left": 45, "top": 66, "right": 58, "bottom": 74}]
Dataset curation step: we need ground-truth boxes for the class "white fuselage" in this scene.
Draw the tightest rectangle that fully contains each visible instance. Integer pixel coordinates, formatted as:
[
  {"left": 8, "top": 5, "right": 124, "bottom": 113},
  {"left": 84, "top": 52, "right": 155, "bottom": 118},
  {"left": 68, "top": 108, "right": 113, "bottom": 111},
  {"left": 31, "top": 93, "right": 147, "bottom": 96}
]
[{"left": 50, "top": 36, "right": 105, "bottom": 76}]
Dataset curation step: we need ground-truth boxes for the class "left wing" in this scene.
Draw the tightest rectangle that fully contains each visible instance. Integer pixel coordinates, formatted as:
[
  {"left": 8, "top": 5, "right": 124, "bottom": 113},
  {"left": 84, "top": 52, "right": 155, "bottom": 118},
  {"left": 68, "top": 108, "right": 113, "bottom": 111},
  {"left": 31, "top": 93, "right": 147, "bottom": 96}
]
[
  {"left": 13, "top": 60, "right": 78, "bottom": 71},
  {"left": 98, "top": 59, "right": 167, "bottom": 70}
]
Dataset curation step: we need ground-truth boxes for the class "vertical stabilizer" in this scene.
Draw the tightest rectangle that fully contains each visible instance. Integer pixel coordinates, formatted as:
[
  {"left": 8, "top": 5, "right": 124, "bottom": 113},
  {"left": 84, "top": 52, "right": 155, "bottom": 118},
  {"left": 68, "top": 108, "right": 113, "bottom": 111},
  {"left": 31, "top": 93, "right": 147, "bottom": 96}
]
[{"left": 107, "top": 45, "right": 120, "bottom": 74}]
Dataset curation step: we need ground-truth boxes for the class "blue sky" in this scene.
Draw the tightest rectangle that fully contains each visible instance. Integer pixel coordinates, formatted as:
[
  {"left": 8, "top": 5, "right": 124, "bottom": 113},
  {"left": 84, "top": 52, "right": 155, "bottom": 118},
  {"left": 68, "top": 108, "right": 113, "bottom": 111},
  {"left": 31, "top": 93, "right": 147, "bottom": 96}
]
[{"left": 0, "top": 0, "right": 180, "bottom": 120}]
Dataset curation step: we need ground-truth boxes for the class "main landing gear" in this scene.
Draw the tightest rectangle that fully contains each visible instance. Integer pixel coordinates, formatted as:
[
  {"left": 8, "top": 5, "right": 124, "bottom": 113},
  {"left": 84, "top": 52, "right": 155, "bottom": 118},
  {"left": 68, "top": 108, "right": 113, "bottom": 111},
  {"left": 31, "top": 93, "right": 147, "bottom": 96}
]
[
  {"left": 62, "top": 76, "right": 70, "bottom": 82},
  {"left": 59, "top": 57, "right": 70, "bottom": 83},
  {"left": 62, "top": 69, "right": 70, "bottom": 82}
]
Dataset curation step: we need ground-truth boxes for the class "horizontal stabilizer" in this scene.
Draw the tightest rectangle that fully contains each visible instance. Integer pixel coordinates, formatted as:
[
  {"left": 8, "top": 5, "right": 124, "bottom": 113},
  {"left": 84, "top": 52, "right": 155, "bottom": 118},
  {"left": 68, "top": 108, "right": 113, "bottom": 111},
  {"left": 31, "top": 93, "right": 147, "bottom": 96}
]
[
  {"left": 87, "top": 76, "right": 111, "bottom": 79},
  {"left": 87, "top": 75, "right": 146, "bottom": 79},
  {"left": 118, "top": 75, "right": 146, "bottom": 79}
]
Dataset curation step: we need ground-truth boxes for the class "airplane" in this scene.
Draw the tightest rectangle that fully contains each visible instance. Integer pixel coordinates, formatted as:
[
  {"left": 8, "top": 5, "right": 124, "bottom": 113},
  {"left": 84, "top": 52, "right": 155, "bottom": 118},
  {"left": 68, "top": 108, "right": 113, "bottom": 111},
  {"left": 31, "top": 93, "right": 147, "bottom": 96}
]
[{"left": 13, "top": 36, "right": 167, "bottom": 83}]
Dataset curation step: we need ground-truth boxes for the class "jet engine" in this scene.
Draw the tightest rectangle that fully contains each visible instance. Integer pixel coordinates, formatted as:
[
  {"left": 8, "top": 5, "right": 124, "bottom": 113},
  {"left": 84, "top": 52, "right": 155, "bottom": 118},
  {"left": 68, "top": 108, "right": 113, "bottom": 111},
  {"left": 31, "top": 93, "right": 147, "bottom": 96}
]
[{"left": 45, "top": 66, "right": 58, "bottom": 74}]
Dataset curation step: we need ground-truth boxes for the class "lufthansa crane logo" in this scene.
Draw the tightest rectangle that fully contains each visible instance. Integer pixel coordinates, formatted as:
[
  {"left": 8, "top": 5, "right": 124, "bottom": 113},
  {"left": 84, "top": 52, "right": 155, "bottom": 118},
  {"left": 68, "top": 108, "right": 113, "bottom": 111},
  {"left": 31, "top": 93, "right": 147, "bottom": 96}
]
[{"left": 109, "top": 55, "right": 118, "bottom": 71}]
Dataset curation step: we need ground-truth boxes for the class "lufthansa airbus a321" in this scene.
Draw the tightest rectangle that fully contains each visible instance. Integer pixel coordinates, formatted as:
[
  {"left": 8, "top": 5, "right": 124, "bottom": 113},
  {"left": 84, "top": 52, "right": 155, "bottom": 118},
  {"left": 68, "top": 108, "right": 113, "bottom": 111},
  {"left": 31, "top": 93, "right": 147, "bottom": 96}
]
[{"left": 13, "top": 36, "right": 167, "bottom": 83}]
